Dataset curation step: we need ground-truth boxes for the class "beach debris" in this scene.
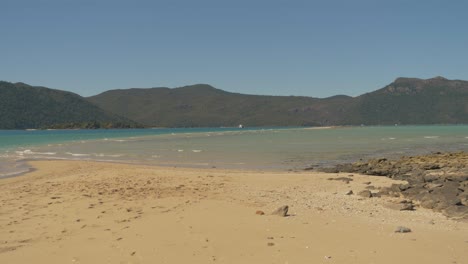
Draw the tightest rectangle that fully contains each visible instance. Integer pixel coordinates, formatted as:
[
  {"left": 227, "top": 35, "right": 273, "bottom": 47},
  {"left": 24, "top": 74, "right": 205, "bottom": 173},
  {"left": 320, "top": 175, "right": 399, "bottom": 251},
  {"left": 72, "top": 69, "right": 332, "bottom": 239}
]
[
  {"left": 271, "top": 205, "right": 289, "bottom": 217},
  {"left": 345, "top": 190, "right": 354, "bottom": 195},
  {"left": 328, "top": 177, "right": 353, "bottom": 184},
  {"left": 385, "top": 200, "right": 415, "bottom": 211},
  {"left": 395, "top": 226, "right": 412, "bottom": 233},
  {"left": 399, "top": 200, "right": 415, "bottom": 211},
  {"left": 358, "top": 190, "right": 372, "bottom": 198},
  {"left": 255, "top": 210, "right": 265, "bottom": 215},
  {"left": 324, "top": 256, "right": 332, "bottom": 260}
]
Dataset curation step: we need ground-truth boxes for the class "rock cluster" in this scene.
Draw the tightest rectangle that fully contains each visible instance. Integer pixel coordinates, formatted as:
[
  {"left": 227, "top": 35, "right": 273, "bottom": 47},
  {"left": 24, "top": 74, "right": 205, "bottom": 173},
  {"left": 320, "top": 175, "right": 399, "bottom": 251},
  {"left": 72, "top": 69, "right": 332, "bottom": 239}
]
[{"left": 320, "top": 152, "right": 468, "bottom": 220}]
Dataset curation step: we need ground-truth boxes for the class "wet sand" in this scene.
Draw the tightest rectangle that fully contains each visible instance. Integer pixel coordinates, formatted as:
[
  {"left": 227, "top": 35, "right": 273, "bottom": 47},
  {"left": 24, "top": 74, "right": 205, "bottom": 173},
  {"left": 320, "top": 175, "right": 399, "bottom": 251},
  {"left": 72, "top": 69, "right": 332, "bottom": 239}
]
[{"left": 0, "top": 160, "right": 467, "bottom": 263}]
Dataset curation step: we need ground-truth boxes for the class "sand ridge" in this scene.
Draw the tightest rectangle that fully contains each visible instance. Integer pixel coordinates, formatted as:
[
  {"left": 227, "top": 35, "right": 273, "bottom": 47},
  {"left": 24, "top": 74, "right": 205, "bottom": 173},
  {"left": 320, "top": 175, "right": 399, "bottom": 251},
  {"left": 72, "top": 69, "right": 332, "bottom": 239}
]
[{"left": 0, "top": 160, "right": 467, "bottom": 263}]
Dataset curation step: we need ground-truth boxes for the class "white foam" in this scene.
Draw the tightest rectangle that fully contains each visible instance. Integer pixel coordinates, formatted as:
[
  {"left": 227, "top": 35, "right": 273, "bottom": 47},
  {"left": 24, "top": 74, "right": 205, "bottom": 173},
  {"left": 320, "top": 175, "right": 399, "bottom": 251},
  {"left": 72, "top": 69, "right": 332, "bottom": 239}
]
[
  {"left": 95, "top": 153, "right": 123, "bottom": 158},
  {"left": 424, "top": 136, "right": 439, "bottom": 139},
  {"left": 65, "top": 152, "right": 90, "bottom": 157},
  {"left": 112, "top": 139, "right": 128, "bottom": 142},
  {"left": 192, "top": 150, "right": 202, "bottom": 153},
  {"left": 177, "top": 149, "right": 184, "bottom": 152},
  {"left": 14, "top": 149, "right": 55, "bottom": 156}
]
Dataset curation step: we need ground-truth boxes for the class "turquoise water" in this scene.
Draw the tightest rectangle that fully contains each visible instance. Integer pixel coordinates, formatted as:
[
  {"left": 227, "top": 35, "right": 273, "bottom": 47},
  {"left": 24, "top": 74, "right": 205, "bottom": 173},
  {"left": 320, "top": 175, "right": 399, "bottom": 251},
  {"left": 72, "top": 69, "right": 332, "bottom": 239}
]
[{"left": 1, "top": 126, "right": 468, "bottom": 177}]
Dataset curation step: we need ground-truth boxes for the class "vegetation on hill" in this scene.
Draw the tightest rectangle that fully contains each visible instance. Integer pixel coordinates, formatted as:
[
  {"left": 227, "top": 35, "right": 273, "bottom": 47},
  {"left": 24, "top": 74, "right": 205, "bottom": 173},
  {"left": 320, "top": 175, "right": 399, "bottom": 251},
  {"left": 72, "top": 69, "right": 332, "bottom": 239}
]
[
  {"left": 1, "top": 77, "right": 467, "bottom": 129},
  {"left": 0, "top": 81, "right": 140, "bottom": 129},
  {"left": 87, "top": 84, "right": 355, "bottom": 127},
  {"left": 87, "top": 77, "right": 468, "bottom": 127},
  {"left": 353, "top": 77, "right": 468, "bottom": 125}
]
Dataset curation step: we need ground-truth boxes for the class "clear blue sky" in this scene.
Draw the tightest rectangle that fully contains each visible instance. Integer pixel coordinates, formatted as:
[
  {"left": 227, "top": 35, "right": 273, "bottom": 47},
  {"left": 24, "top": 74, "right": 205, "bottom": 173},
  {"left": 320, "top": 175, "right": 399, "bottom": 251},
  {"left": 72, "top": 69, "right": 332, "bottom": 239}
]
[{"left": 1, "top": 0, "right": 467, "bottom": 97}]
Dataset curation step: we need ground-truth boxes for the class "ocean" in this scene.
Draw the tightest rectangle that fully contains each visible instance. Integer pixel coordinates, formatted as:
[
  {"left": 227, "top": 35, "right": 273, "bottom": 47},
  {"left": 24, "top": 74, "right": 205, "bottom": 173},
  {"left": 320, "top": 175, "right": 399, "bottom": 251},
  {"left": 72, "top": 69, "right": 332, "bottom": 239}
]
[{"left": 1, "top": 125, "right": 468, "bottom": 178}]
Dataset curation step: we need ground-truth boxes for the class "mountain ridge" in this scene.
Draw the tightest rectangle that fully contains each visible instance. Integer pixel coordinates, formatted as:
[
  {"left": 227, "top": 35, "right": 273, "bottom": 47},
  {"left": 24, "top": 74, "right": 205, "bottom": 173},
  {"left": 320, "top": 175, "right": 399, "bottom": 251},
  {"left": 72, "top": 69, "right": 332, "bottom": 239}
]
[
  {"left": 1, "top": 76, "right": 467, "bottom": 129},
  {"left": 0, "top": 81, "right": 140, "bottom": 129}
]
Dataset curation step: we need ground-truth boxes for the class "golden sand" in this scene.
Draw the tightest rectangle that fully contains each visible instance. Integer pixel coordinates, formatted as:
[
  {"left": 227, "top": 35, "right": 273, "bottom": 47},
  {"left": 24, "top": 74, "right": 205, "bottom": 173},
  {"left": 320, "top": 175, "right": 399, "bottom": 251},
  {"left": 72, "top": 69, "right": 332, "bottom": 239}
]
[{"left": 1, "top": 161, "right": 467, "bottom": 263}]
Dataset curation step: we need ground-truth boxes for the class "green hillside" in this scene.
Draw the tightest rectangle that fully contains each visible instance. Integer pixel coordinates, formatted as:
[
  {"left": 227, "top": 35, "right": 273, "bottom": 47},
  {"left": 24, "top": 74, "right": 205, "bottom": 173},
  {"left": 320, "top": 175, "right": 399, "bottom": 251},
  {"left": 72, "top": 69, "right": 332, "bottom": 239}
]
[
  {"left": 88, "top": 77, "right": 468, "bottom": 127},
  {"left": 0, "top": 81, "right": 139, "bottom": 129},
  {"left": 353, "top": 77, "right": 468, "bottom": 125},
  {"left": 2, "top": 77, "right": 467, "bottom": 129},
  {"left": 87, "top": 84, "right": 355, "bottom": 127}
]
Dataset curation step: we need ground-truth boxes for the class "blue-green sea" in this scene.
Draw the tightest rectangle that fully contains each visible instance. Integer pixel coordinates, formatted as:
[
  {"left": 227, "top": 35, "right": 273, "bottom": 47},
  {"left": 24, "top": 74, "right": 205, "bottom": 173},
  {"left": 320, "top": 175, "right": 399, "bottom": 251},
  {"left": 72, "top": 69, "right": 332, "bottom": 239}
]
[{"left": 1, "top": 126, "right": 468, "bottom": 178}]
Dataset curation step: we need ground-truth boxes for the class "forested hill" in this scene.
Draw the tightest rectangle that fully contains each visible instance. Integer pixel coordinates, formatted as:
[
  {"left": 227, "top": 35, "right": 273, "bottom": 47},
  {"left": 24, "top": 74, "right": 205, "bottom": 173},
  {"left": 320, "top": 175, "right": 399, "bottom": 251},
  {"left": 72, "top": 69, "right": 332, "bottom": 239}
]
[
  {"left": 348, "top": 76, "right": 468, "bottom": 125},
  {"left": 87, "top": 84, "right": 354, "bottom": 127},
  {"left": 2, "top": 77, "right": 468, "bottom": 129},
  {"left": 0, "top": 81, "right": 139, "bottom": 129},
  {"left": 87, "top": 77, "right": 468, "bottom": 127}
]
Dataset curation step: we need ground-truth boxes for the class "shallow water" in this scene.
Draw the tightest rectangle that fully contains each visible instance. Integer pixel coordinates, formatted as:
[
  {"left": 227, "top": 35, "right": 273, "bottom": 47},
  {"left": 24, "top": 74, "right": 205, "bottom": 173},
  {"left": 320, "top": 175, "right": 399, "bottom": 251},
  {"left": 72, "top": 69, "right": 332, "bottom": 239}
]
[{"left": 1, "top": 126, "right": 468, "bottom": 177}]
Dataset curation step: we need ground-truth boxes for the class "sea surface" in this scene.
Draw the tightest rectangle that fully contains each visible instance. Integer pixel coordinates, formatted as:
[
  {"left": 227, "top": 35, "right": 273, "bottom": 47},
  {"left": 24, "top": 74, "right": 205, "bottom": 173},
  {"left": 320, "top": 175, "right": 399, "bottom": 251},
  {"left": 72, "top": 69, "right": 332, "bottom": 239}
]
[{"left": 1, "top": 126, "right": 468, "bottom": 178}]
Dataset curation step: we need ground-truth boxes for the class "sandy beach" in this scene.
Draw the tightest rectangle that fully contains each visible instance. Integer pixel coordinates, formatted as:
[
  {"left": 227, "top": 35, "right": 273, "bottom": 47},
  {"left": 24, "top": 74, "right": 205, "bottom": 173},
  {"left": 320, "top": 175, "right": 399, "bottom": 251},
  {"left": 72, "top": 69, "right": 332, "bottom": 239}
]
[{"left": 1, "top": 160, "right": 467, "bottom": 264}]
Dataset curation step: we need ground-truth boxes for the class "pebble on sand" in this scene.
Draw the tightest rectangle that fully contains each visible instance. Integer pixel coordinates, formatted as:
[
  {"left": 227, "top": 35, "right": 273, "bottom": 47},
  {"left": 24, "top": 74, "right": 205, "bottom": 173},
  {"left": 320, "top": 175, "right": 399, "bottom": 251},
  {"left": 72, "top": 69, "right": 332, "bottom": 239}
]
[{"left": 395, "top": 226, "right": 412, "bottom": 233}]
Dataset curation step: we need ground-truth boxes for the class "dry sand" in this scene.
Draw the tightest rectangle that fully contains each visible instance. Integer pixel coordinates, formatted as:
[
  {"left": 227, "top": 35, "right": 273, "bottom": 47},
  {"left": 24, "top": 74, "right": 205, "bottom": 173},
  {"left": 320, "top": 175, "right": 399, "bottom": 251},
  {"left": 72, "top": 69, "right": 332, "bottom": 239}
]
[{"left": 0, "top": 160, "right": 467, "bottom": 264}]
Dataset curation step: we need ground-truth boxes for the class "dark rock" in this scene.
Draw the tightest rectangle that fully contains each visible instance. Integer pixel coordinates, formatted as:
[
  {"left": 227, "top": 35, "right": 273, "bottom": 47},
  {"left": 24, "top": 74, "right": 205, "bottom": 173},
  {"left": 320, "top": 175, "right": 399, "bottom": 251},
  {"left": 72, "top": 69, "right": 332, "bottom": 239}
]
[
  {"left": 398, "top": 184, "right": 411, "bottom": 191},
  {"left": 399, "top": 202, "right": 415, "bottom": 211},
  {"left": 459, "top": 194, "right": 468, "bottom": 206},
  {"left": 319, "top": 151, "right": 468, "bottom": 220},
  {"left": 421, "top": 199, "right": 437, "bottom": 209},
  {"left": 328, "top": 177, "right": 353, "bottom": 184},
  {"left": 422, "top": 164, "right": 441, "bottom": 170},
  {"left": 395, "top": 226, "right": 412, "bottom": 233},
  {"left": 423, "top": 174, "right": 440, "bottom": 182},
  {"left": 443, "top": 206, "right": 468, "bottom": 219},
  {"left": 345, "top": 190, "right": 353, "bottom": 195},
  {"left": 386, "top": 200, "right": 414, "bottom": 211},
  {"left": 272, "top": 205, "right": 289, "bottom": 217},
  {"left": 358, "top": 190, "right": 372, "bottom": 198}
]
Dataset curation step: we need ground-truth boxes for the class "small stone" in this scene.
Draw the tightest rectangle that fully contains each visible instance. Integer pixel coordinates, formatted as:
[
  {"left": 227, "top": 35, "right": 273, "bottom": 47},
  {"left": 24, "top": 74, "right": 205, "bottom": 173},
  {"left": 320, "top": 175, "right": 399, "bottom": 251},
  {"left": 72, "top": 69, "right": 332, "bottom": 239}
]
[
  {"left": 271, "top": 205, "right": 289, "bottom": 217},
  {"left": 358, "top": 190, "right": 372, "bottom": 198},
  {"left": 267, "top": 242, "right": 275, "bottom": 246},
  {"left": 345, "top": 190, "right": 353, "bottom": 195},
  {"left": 395, "top": 226, "right": 412, "bottom": 233},
  {"left": 255, "top": 210, "right": 265, "bottom": 215},
  {"left": 399, "top": 203, "right": 415, "bottom": 211}
]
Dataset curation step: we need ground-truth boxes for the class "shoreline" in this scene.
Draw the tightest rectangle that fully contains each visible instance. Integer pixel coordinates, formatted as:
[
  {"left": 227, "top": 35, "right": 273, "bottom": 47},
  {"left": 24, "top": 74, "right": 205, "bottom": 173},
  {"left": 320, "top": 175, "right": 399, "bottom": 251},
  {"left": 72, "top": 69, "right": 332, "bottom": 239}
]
[
  {"left": 1, "top": 160, "right": 467, "bottom": 263},
  {"left": 320, "top": 151, "right": 468, "bottom": 220}
]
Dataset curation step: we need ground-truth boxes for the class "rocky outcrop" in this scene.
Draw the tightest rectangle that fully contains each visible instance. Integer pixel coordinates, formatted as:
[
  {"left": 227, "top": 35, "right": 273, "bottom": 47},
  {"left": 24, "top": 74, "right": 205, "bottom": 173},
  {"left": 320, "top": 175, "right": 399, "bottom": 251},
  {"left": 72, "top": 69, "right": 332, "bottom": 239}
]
[{"left": 319, "top": 152, "right": 468, "bottom": 220}]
